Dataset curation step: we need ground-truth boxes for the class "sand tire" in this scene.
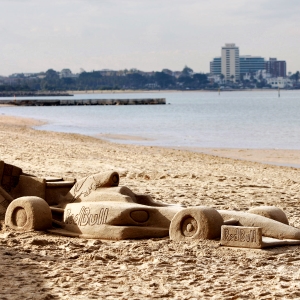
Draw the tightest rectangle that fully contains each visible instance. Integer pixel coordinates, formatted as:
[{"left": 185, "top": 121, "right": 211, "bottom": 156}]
[
  {"left": 5, "top": 196, "right": 52, "bottom": 231},
  {"left": 169, "top": 206, "right": 224, "bottom": 241},
  {"left": 248, "top": 206, "right": 289, "bottom": 225}
]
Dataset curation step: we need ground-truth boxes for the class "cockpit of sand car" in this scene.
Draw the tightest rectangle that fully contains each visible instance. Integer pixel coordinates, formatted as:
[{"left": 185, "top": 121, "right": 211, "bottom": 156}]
[
  {"left": 0, "top": 160, "right": 183, "bottom": 239},
  {"left": 2, "top": 160, "right": 300, "bottom": 248}
]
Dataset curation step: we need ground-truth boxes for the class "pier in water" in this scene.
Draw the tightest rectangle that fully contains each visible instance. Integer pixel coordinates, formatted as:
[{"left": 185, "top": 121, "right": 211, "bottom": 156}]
[{"left": 0, "top": 98, "right": 166, "bottom": 106}]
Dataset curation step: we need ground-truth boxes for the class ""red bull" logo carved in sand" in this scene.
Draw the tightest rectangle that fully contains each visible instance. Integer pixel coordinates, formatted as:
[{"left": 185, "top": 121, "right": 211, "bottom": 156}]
[{"left": 65, "top": 206, "right": 109, "bottom": 226}]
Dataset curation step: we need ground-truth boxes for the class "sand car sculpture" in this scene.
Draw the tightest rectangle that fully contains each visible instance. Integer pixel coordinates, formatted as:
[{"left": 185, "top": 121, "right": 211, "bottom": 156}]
[{"left": 1, "top": 160, "right": 300, "bottom": 249}]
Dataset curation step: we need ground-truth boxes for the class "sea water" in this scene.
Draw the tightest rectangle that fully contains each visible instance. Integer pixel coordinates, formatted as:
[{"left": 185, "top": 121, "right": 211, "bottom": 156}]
[{"left": 1, "top": 90, "right": 300, "bottom": 149}]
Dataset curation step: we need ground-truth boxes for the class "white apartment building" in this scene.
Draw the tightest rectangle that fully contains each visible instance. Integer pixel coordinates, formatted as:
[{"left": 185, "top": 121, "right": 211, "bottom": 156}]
[
  {"left": 243, "top": 70, "right": 271, "bottom": 81},
  {"left": 221, "top": 43, "right": 240, "bottom": 82},
  {"left": 266, "top": 77, "right": 292, "bottom": 88},
  {"left": 207, "top": 75, "right": 223, "bottom": 84}
]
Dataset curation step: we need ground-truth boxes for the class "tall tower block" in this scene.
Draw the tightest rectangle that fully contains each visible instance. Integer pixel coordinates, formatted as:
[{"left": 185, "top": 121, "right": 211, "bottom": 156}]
[{"left": 221, "top": 43, "right": 240, "bottom": 82}]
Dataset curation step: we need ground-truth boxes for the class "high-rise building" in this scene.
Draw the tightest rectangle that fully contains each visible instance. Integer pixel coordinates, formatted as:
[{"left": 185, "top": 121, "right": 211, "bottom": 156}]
[
  {"left": 210, "top": 57, "right": 221, "bottom": 75},
  {"left": 210, "top": 55, "right": 265, "bottom": 77},
  {"left": 221, "top": 43, "right": 240, "bottom": 82},
  {"left": 239, "top": 56, "right": 265, "bottom": 75},
  {"left": 265, "top": 58, "right": 286, "bottom": 77}
]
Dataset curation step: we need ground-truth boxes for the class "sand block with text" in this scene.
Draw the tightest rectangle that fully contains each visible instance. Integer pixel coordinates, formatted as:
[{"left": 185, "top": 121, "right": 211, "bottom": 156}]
[{"left": 221, "top": 225, "right": 262, "bottom": 248}]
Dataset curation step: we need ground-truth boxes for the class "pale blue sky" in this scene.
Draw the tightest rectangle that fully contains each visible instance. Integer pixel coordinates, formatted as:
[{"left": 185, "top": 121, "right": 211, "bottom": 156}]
[{"left": 1, "top": 0, "right": 299, "bottom": 75}]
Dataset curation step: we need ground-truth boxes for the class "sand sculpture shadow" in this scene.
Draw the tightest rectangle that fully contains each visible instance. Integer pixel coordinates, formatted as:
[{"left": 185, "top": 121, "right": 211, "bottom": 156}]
[
  {"left": 2, "top": 160, "right": 300, "bottom": 249},
  {"left": 0, "top": 242, "right": 59, "bottom": 298}
]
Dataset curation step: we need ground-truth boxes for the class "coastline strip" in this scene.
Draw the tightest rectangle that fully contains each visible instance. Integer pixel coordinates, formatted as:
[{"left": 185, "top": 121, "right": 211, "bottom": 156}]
[
  {"left": 1, "top": 114, "right": 300, "bottom": 168},
  {"left": 0, "top": 115, "right": 46, "bottom": 127},
  {"left": 187, "top": 147, "right": 300, "bottom": 169}
]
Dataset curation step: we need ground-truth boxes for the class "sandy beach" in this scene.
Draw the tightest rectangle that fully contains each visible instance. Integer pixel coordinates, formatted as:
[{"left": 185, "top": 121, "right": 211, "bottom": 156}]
[{"left": 1, "top": 115, "right": 300, "bottom": 299}]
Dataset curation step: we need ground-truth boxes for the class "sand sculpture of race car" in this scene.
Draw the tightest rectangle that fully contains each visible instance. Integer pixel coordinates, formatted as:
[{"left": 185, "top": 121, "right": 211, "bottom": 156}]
[{"left": 1, "top": 160, "right": 300, "bottom": 249}]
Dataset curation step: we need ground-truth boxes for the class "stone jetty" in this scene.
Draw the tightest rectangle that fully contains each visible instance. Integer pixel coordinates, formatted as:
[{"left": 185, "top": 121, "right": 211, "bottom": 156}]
[{"left": 0, "top": 98, "right": 166, "bottom": 106}]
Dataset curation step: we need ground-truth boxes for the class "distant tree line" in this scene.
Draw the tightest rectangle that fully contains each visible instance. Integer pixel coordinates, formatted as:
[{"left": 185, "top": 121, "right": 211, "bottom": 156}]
[
  {"left": 1, "top": 68, "right": 299, "bottom": 92},
  {"left": 0, "top": 67, "right": 209, "bottom": 92}
]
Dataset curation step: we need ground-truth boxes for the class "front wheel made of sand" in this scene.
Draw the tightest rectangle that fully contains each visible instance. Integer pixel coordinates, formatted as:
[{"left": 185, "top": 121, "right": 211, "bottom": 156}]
[
  {"left": 5, "top": 196, "right": 52, "bottom": 231},
  {"left": 248, "top": 206, "right": 289, "bottom": 225},
  {"left": 169, "top": 206, "right": 223, "bottom": 241}
]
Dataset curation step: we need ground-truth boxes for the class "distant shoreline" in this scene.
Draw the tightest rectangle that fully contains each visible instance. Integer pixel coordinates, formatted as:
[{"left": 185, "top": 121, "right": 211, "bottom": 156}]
[
  {"left": 0, "top": 89, "right": 298, "bottom": 97},
  {"left": 0, "top": 92, "right": 72, "bottom": 97},
  {"left": 69, "top": 88, "right": 299, "bottom": 94}
]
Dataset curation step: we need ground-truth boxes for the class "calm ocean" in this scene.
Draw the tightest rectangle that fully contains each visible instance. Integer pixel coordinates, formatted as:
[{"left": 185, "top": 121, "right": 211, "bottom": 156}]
[{"left": 1, "top": 90, "right": 300, "bottom": 149}]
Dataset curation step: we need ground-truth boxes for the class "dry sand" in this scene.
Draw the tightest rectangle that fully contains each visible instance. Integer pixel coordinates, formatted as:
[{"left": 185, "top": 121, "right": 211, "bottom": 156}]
[{"left": 1, "top": 115, "right": 300, "bottom": 299}]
